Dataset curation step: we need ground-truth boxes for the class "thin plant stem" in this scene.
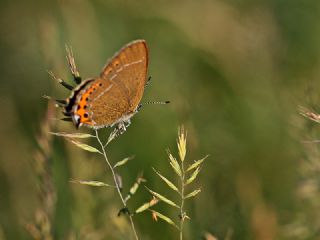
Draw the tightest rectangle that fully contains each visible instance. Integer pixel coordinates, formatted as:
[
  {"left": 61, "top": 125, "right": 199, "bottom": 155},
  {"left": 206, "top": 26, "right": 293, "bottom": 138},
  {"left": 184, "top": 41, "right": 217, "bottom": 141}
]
[
  {"left": 179, "top": 159, "right": 185, "bottom": 240},
  {"left": 95, "top": 129, "right": 139, "bottom": 240}
]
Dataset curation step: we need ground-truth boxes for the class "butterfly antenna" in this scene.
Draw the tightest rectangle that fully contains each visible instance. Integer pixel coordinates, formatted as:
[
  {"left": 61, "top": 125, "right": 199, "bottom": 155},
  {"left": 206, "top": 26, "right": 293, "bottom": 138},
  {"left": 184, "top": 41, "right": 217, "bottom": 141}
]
[
  {"left": 138, "top": 100, "right": 170, "bottom": 111},
  {"left": 143, "top": 100, "right": 170, "bottom": 105},
  {"left": 47, "top": 70, "right": 74, "bottom": 91}
]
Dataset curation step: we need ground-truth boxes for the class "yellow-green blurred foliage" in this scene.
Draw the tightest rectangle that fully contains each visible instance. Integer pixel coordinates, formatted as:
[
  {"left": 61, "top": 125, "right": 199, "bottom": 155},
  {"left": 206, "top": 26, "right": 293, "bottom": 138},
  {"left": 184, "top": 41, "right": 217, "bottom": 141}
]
[{"left": 1, "top": 0, "right": 320, "bottom": 239}]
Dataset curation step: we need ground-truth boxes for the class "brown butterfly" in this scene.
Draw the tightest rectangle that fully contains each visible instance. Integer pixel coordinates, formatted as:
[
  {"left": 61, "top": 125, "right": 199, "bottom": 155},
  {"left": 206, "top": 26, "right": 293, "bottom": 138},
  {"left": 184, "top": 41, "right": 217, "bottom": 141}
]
[{"left": 47, "top": 40, "right": 168, "bottom": 133}]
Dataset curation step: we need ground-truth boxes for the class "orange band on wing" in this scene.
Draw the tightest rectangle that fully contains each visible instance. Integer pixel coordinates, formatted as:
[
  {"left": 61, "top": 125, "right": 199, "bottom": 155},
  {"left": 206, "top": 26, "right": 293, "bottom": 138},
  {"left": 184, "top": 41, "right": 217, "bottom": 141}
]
[{"left": 75, "top": 82, "right": 103, "bottom": 126}]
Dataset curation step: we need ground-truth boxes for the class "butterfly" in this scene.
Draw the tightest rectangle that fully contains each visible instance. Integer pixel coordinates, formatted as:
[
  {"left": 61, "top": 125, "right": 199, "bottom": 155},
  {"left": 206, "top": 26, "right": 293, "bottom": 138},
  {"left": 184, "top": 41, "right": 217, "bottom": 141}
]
[{"left": 47, "top": 40, "right": 168, "bottom": 134}]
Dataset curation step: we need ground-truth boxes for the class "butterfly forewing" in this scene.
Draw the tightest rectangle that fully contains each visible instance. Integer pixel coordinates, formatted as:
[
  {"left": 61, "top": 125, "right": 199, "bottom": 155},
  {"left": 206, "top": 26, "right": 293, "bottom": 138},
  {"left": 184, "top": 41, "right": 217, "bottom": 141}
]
[
  {"left": 80, "top": 40, "right": 148, "bottom": 128},
  {"left": 100, "top": 40, "right": 148, "bottom": 109}
]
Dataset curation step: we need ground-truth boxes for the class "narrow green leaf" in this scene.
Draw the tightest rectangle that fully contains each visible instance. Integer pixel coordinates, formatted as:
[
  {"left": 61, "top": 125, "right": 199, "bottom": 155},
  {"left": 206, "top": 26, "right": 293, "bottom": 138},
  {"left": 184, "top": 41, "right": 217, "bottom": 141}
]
[
  {"left": 68, "top": 139, "right": 101, "bottom": 153},
  {"left": 151, "top": 210, "right": 179, "bottom": 229},
  {"left": 167, "top": 152, "right": 182, "bottom": 176},
  {"left": 186, "top": 155, "right": 208, "bottom": 172},
  {"left": 124, "top": 175, "right": 146, "bottom": 203},
  {"left": 50, "top": 132, "right": 94, "bottom": 138},
  {"left": 113, "top": 155, "right": 134, "bottom": 169},
  {"left": 129, "top": 175, "right": 146, "bottom": 195},
  {"left": 146, "top": 187, "right": 179, "bottom": 208},
  {"left": 184, "top": 189, "right": 201, "bottom": 199},
  {"left": 153, "top": 168, "right": 179, "bottom": 193},
  {"left": 185, "top": 167, "right": 201, "bottom": 185},
  {"left": 135, "top": 197, "right": 159, "bottom": 214},
  {"left": 70, "top": 179, "right": 112, "bottom": 187}
]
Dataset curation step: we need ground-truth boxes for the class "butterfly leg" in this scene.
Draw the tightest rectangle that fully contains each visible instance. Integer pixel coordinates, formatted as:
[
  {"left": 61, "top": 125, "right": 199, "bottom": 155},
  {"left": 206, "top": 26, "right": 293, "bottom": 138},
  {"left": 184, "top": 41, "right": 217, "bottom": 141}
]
[
  {"left": 65, "top": 45, "right": 82, "bottom": 84},
  {"left": 115, "top": 120, "right": 131, "bottom": 136},
  {"left": 106, "top": 120, "right": 132, "bottom": 145},
  {"left": 110, "top": 122, "right": 127, "bottom": 137},
  {"left": 115, "top": 122, "right": 125, "bottom": 135},
  {"left": 117, "top": 121, "right": 129, "bottom": 135},
  {"left": 124, "top": 119, "right": 131, "bottom": 128}
]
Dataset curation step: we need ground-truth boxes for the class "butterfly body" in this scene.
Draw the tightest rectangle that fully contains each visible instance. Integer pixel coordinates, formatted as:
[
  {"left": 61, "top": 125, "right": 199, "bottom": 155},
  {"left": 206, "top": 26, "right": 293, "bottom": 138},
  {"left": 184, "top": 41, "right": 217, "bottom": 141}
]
[{"left": 62, "top": 40, "right": 148, "bottom": 129}]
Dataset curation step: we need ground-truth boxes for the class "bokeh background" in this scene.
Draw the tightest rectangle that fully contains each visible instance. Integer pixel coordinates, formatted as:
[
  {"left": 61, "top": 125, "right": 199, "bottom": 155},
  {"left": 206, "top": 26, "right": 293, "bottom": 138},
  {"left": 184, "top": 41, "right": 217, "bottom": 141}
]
[{"left": 1, "top": 0, "right": 320, "bottom": 239}]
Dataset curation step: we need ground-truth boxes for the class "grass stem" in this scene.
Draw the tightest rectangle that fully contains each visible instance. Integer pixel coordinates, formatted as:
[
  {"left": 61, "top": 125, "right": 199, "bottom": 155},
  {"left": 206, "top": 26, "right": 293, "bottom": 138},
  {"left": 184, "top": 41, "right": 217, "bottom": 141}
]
[
  {"left": 179, "top": 156, "right": 185, "bottom": 240},
  {"left": 95, "top": 129, "right": 139, "bottom": 240}
]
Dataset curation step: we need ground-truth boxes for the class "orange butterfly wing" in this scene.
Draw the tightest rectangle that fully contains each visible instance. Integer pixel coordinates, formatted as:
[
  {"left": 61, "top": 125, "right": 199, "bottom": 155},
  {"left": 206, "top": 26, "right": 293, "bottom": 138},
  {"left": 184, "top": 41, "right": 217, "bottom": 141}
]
[{"left": 73, "top": 40, "right": 148, "bottom": 128}]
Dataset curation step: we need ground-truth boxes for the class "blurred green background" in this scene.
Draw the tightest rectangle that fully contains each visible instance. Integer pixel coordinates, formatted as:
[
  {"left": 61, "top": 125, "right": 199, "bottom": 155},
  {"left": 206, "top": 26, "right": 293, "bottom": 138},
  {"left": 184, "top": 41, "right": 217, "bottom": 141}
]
[{"left": 1, "top": 0, "right": 320, "bottom": 239}]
